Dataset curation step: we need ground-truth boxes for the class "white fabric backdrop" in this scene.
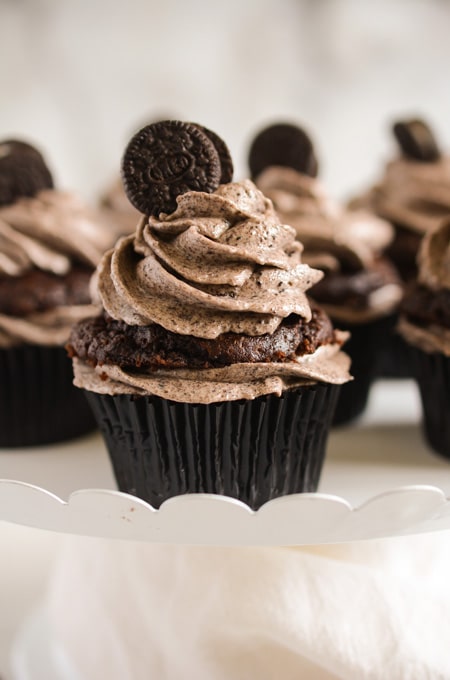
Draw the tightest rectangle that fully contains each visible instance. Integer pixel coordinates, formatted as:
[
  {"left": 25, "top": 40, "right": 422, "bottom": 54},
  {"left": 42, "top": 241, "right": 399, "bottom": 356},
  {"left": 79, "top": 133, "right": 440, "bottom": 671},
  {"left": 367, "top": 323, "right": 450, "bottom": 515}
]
[{"left": 45, "top": 534, "right": 450, "bottom": 680}]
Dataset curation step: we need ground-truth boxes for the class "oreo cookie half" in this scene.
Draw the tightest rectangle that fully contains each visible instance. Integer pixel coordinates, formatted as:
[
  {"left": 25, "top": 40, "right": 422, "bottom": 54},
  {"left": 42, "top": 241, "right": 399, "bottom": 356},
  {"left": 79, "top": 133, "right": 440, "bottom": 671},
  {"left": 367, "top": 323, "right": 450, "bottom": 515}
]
[
  {"left": 249, "top": 122, "right": 318, "bottom": 179},
  {"left": 192, "top": 124, "right": 234, "bottom": 184},
  {"left": 0, "top": 140, "right": 54, "bottom": 206},
  {"left": 121, "top": 120, "right": 223, "bottom": 216},
  {"left": 392, "top": 119, "right": 441, "bottom": 162}
]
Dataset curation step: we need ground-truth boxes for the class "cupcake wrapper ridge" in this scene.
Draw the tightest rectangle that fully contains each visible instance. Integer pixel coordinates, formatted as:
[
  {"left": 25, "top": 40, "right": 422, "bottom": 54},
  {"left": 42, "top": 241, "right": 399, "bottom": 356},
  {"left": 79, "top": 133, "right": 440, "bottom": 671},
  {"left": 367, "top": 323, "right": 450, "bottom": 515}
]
[
  {"left": 332, "top": 315, "right": 393, "bottom": 426},
  {"left": 0, "top": 344, "right": 96, "bottom": 447},
  {"left": 87, "top": 383, "right": 340, "bottom": 510},
  {"left": 408, "top": 344, "right": 450, "bottom": 459},
  {"left": 376, "top": 312, "right": 411, "bottom": 380}
]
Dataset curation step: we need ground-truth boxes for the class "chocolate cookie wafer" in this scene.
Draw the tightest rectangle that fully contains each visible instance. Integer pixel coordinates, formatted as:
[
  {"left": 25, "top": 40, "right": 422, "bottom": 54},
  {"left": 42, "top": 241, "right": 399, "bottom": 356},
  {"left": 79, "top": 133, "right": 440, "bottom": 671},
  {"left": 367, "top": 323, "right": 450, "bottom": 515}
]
[
  {"left": 393, "top": 118, "right": 441, "bottom": 162},
  {"left": 192, "top": 124, "right": 234, "bottom": 184},
  {"left": 0, "top": 139, "right": 54, "bottom": 206},
  {"left": 121, "top": 120, "right": 222, "bottom": 216},
  {"left": 249, "top": 122, "right": 318, "bottom": 179}
]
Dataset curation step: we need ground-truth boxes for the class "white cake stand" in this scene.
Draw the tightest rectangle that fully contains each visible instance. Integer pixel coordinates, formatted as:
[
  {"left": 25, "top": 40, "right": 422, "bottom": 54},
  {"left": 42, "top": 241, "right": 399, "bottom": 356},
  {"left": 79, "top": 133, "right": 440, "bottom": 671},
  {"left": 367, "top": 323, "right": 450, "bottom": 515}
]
[{"left": 0, "top": 380, "right": 450, "bottom": 546}]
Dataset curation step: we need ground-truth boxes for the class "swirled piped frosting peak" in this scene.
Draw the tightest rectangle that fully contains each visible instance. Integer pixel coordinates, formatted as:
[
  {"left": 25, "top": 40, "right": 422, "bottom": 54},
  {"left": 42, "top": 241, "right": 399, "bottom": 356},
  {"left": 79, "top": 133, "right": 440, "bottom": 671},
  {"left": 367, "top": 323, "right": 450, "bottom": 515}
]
[
  {"left": 418, "top": 218, "right": 450, "bottom": 292},
  {"left": 256, "top": 166, "right": 394, "bottom": 271},
  {"left": 0, "top": 138, "right": 114, "bottom": 346},
  {"left": 352, "top": 119, "right": 450, "bottom": 235},
  {"left": 398, "top": 220, "right": 450, "bottom": 355},
  {"left": 95, "top": 180, "right": 324, "bottom": 339},
  {"left": 0, "top": 139, "right": 114, "bottom": 276},
  {"left": 0, "top": 189, "right": 109, "bottom": 346},
  {"left": 0, "top": 189, "right": 114, "bottom": 277},
  {"left": 355, "top": 156, "right": 450, "bottom": 235}
]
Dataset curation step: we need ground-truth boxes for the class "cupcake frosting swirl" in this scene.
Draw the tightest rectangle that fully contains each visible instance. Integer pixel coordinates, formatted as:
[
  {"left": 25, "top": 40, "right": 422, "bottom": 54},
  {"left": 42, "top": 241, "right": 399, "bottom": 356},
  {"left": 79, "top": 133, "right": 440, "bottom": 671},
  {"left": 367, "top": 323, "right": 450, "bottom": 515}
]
[
  {"left": 0, "top": 189, "right": 113, "bottom": 276},
  {"left": 256, "top": 167, "right": 401, "bottom": 322},
  {"left": 417, "top": 219, "right": 450, "bottom": 292},
  {"left": 76, "top": 180, "right": 351, "bottom": 402},
  {"left": 356, "top": 156, "right": 450, "bottom": 235},
  {"left": 0, "top": 305, "right": 96, "bottom": 347},
  {"left": 399, "top": 220, "right": 450, "bottom": 355},
  {"left": 96, "top": 180, "right": 323, "bottom": 339},
  {"left": 0, "top": 189, "right": 110, "bottom": 346},
  {"left": 257, "top": 166, "right": 393, "bottom": 270}
]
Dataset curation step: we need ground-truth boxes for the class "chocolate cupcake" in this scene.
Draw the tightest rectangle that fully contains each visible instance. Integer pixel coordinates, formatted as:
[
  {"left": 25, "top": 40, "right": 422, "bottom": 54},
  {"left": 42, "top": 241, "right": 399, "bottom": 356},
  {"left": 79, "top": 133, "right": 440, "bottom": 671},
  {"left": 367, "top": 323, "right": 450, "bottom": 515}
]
[
  {"left": 68, "top": 121, "right": 351, "bottom": 510},
  {"left": 0, "top": 139, "right": 112, "bottom": 446},
  {"left": 398, "top": 219, "right": 450, "bottom": 458},
  {"left": 352, "top": 118, "right": 448, "bottom": 282},
  {"left": 251, "top": 123, "right": 402, "bottom": 424},
  {"left": 350, "top": 118, "right": 450, "bottom": 378}
]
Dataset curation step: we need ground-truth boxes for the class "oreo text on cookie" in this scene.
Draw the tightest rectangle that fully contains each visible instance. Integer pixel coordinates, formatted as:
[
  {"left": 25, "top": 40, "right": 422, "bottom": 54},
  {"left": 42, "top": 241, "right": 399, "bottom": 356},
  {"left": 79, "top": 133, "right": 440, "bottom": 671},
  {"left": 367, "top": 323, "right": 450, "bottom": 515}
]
[
  {"left": 121, "top": 120, "right": 223, "bottom": 216},
  {"left": 147, "top": 151, "right": 194, "bottom": 184}
]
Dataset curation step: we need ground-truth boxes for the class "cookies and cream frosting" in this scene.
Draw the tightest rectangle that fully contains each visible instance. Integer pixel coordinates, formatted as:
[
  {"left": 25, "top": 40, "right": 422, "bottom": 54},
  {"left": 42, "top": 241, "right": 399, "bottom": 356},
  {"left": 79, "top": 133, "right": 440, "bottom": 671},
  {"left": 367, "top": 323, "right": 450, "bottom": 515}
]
[
  {"left": 95, "top": 180, "right": 321, "bottom": 338},
  {"left": 0, "top": 189, "right": 112, "bottom": 274},
  {"left": 257, "top": 167, "right": 393, "bottom": 268},
  {"left": 256, "top": 166, "right": 402, "bottom": 322},
  {"left": 354, "top": 156, "right": 450, "bottom": 235},
  {"left": 74, "top": 180, "right": 351, "bottom": 402},
  {"left": 399, "top": 220, "right": 450, "bottom": 355},
  {"left": 0, "top": 306, "right": 96, "bottom": 347},
  {"left": 0, "top": 189, "right": 110, "bottom": 346}
]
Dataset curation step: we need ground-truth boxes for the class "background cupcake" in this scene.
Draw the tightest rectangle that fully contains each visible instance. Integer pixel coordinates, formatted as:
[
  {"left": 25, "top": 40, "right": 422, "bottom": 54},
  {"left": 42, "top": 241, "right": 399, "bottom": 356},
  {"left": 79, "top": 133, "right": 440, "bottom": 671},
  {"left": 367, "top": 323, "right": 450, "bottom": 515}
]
[
  {"left": 350, "top": 118, "right": 450, "bottom": 378},
  {"left": 250, "top": 122, "right": 402, "bottom": 424},
  {"left": 0, "top": 139, "right": 112, "bottom": 446},
  {"left": 68, "top": 121, "right": 350, "bottom": 510},
  {"left": 398, "top": 219, "right": 450, "bottom": 458},
  {"left": 351, "top": 118, "right": 449, "bottom": 282}
]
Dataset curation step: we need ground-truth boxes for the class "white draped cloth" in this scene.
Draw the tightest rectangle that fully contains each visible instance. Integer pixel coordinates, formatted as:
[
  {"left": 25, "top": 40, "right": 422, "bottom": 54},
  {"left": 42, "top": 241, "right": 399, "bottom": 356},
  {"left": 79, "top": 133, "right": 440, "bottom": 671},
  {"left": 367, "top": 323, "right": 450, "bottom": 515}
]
[{"left": 46, "top": 533, "right": 450, "bottom": 680}]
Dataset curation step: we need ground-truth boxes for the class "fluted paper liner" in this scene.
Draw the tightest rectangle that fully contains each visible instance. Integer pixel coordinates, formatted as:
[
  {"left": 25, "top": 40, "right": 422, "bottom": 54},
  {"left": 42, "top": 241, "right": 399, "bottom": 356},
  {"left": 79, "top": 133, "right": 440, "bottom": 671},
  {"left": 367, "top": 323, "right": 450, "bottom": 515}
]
[
  {"left": 332, "top": 315, "right": 393, "bottom": 425},
  {"left": 376, "top": 312, "right": 411, "bottom": 379},
  {"left": 87, "top": 383, "right": 340, "bottom": 510},
  {"left": 0, "top": 345, "right": 96, "bottom": 447},
  {"left": 408, "top": 344, "right": 450, "bottom": 458}
]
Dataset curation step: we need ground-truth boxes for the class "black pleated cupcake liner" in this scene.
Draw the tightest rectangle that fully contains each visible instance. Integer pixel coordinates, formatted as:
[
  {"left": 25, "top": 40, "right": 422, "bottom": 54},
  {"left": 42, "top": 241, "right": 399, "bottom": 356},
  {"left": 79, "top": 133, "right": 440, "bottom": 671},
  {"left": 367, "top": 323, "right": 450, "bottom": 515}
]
[
  {"left": 0, "top": 344, "right": 96, "bottom": 447},
  {"left": 87, "top": 382, "right": 340, "bottom": 510},
  {"left": 332, "top": 314, "right": 394, "bottom": 426},
  {"left": 375, "top": 311, "right": 412, "bottom": 380},
  {"left": 407, "top": 344, "right": 450, "bottom": 459}
]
